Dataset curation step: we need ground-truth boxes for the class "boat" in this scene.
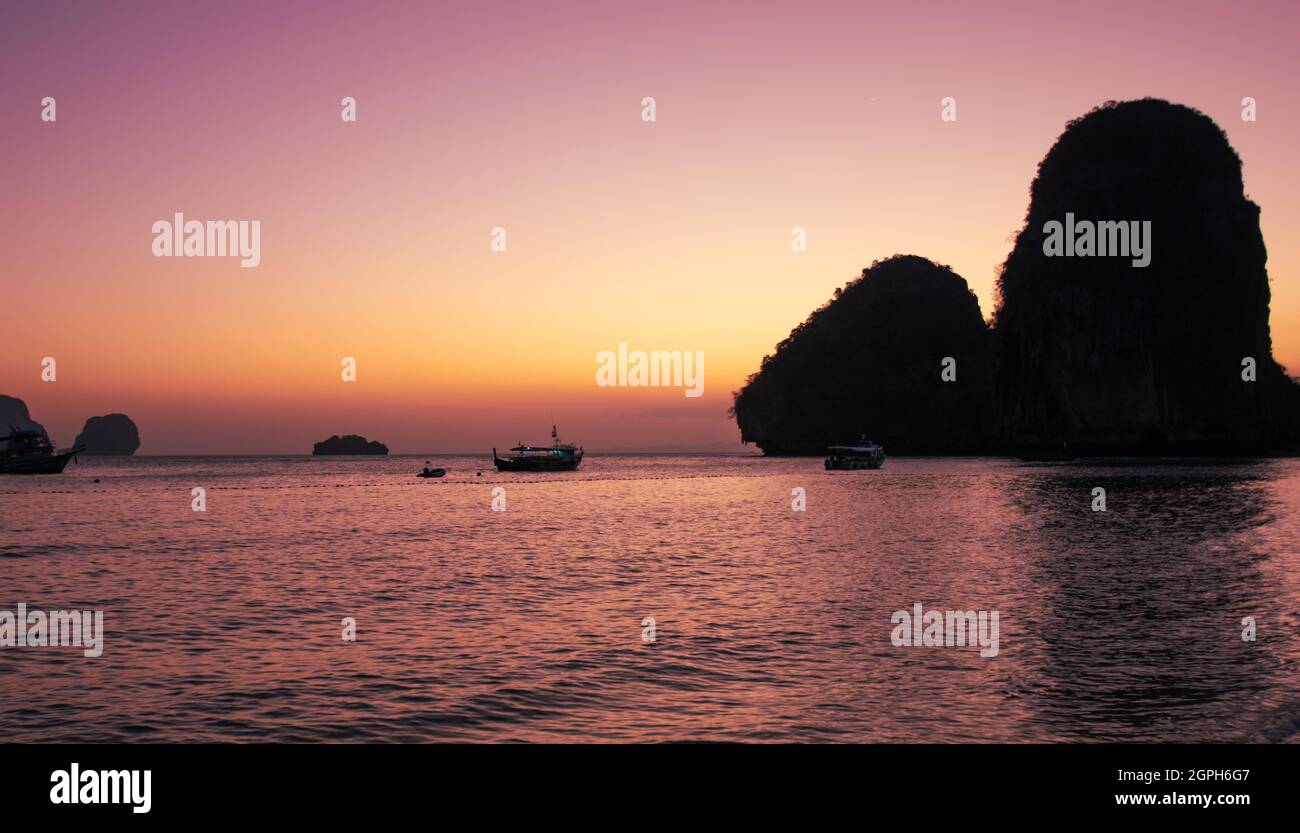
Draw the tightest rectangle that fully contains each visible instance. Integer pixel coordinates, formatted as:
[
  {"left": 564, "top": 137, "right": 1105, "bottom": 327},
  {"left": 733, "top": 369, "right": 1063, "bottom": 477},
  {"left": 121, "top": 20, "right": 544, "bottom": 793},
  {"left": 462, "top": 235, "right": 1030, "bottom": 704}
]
[
  {"left": 493, "top": 424, "right": 583, "bottom": 472},
  {"left": 417, "top": 463, "right": 447, "bottom": 478},
  {"left": 824, "top": 436, "right": 885, "bottom": 470},
  {"left": 0, "top": 427, "right": 85, "bottom": 474}
]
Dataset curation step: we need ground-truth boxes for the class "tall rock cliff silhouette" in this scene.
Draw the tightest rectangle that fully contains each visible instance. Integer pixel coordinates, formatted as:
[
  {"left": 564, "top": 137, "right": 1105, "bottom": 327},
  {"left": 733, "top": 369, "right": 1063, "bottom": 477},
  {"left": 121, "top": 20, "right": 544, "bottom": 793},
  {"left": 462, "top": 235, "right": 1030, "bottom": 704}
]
[
  {"left": 0, "top": 395, "right": 47, "bottom": 437},
  {"left": 731, "top": 255, "right": 993, "bottom": 453},
  {"left": 75, "top": 413, "right": 141, "bottom": 455},
  {"left": 993, "top": 98, "right": 1299, "bottom": 453}
]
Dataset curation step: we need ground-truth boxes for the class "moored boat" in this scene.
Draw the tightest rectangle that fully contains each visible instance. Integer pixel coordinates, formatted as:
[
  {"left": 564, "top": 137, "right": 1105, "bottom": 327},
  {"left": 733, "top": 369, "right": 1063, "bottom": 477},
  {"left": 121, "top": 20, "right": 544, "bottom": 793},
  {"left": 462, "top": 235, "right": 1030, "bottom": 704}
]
[
  {"left": 493, "top": 425, "right": 583, "bottom": 472},
  {"left": 825, "top": 436, "right": 885, "bottom": 470},
  {"left": 0, "top": 427, "right": 85, "bottom": 474}
]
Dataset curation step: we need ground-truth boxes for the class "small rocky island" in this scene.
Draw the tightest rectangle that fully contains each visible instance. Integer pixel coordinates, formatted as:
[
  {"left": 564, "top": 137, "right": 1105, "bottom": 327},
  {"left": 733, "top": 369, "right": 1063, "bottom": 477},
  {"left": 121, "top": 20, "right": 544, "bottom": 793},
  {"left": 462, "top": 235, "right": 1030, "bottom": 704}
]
[
  {"left": 312, "top": 434, "right": 389, "bottom": 455},
  {"left": 75, "top": 413, "right": 141, "bottom": 455}
]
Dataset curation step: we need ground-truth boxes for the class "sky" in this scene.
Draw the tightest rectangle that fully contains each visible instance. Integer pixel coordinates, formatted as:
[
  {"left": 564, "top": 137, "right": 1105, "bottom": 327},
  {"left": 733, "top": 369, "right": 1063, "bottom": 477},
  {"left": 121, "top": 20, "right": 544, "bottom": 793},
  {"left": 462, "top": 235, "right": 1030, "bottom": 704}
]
[{"left": 2, "top": 0, "right": 1298, "bottom": 453}]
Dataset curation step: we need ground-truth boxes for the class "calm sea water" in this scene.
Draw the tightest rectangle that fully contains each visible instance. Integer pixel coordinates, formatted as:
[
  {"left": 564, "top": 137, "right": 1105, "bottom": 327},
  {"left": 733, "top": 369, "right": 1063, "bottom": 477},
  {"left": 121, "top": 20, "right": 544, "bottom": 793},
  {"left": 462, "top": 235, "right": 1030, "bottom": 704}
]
[{"left": 2, "top": 454, "right": 1298, "bottom": 743}]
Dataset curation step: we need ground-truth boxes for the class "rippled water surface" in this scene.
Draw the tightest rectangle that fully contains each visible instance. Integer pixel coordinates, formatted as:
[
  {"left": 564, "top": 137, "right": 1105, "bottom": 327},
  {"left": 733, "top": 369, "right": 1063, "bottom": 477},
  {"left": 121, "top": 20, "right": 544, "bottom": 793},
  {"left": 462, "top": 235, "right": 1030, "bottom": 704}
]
[{"left": 2, "top": 454, "right": 1298, "bottom": 742}]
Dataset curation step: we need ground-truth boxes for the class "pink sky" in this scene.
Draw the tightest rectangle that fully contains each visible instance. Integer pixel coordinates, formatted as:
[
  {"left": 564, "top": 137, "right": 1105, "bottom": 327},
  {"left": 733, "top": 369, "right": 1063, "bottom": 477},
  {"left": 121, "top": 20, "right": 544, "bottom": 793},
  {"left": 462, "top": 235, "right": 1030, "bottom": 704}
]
[{"left": 2, "top": 0, "right": 1298, "bottom": 452}]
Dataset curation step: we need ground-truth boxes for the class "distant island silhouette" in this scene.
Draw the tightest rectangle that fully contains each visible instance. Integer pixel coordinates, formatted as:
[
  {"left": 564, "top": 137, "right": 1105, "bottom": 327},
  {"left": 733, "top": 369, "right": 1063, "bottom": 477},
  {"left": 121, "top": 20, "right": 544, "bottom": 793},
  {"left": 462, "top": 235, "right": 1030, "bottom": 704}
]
[
  {"left": 75, "top": 413, "right": 140, "bottom": 455},
  {"left": 733, "top": 98, "right": 1300, "bottom": 456},
  {"left": 312, "top": 434, "right": 389, "bottom": 455}
]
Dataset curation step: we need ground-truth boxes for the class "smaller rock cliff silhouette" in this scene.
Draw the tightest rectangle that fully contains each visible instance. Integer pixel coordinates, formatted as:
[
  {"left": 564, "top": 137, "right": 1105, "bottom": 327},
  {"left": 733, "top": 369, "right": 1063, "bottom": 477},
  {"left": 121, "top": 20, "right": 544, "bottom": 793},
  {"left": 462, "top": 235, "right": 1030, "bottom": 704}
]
[
  {"left": 731, "top": 255, "right": 994, "bottom": 454},
  {"left": 75, "top": 414, "right": 141, "bottom": 455}
]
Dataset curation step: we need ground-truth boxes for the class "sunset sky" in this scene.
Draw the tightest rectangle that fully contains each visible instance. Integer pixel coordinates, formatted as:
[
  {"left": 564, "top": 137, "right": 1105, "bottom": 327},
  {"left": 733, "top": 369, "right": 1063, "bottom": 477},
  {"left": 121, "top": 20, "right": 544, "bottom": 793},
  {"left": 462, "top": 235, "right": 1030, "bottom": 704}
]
[{"left": 2, "top": 0, "right": 1298, "bottom": 453}]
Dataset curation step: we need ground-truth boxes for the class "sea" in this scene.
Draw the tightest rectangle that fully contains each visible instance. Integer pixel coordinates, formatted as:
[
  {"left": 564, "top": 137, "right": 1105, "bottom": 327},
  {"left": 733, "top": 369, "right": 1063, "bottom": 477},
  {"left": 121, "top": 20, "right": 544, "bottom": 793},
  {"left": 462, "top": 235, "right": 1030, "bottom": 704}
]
[{"left": 2, "top": 454, "right": 1298, "bottom": 742}]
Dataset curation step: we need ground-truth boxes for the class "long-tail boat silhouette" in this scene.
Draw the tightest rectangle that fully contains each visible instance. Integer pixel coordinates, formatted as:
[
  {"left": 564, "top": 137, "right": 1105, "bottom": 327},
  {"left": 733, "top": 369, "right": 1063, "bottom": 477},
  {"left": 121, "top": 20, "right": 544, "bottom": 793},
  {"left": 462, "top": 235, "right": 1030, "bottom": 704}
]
[
  {"left": 0, "top": 427, "right": 84, "bottom": 474},
  {"left": 493, "top": 424, "right": 583, "bottom": 472}
]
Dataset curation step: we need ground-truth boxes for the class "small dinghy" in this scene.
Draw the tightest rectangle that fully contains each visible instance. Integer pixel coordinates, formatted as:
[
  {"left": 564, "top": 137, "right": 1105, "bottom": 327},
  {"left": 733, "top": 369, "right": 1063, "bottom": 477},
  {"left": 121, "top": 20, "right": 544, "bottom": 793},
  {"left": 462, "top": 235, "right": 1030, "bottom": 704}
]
[{"left": 417, "top": 462, "right": 446, "bottom": 478}]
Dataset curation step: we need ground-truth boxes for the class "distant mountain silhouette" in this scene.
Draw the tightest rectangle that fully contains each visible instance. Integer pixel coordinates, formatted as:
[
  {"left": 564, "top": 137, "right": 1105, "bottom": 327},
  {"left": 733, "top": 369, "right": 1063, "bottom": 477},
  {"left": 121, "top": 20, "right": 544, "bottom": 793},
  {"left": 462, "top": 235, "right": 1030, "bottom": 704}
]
[
  {"left": 313, "top": 434, "right": 389, "bottom": 455},
  {"left": 0, "top": 395, "right": 46, "bottom": 438},
  {"left": 993, "top": 98, "right": 1300, "bottom": 454},
  {"left": 731, "top": 255, "right": 993, "bottom": 454},
  {"left": 75, "top": 413, "right": 140, "bottom": 455}
]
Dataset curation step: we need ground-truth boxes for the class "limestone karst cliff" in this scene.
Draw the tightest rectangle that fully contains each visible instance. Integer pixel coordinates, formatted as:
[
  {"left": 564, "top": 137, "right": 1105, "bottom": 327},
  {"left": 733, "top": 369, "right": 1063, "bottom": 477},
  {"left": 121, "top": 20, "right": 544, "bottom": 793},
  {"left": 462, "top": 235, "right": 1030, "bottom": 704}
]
[
  {"left": 731, "top": 255, "right": 994, "bottom": 454},
  {"left": 733, "top": 100, "right": 1300, "bottom": 456},
  {"left": 992, "top": 98, "right": 1299, "bottom": 453},
  {"left": 0, "top": 395, "right": 47, "bottom": 439},
  {"left": 75, "top": 413, "right": 141, "bottom": 455}
]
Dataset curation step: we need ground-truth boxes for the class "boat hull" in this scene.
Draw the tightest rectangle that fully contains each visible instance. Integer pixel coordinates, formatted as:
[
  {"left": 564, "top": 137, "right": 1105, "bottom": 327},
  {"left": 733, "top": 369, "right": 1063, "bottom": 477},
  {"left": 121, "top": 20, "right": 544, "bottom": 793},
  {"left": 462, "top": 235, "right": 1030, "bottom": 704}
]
[
  {"left": 0, "top": 450, "right": 79, "bottom": 474},
  {"left": 493, "top": 457, "right": 582, "bottom": 472},
  {"left": 825, "top": 457, "right": 883, "bottom": 470}
]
